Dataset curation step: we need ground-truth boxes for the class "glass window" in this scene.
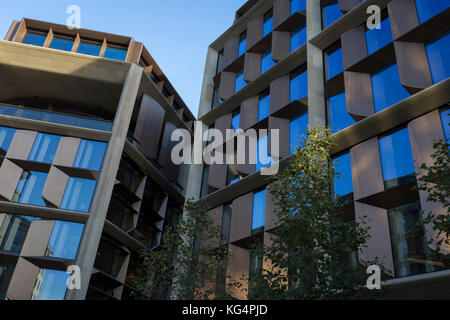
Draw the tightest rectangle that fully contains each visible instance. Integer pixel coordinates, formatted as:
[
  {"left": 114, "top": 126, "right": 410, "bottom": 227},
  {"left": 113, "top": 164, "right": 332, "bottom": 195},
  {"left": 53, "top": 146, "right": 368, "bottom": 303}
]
[
  {"left": 379, "top": 127, "right": 415, "bottom": 189},
  {"left": 103, "top": 46, "right": 127, "bottom": 61},
  {"left": 60, "top": 177, "right": 96, "bottom": 213},
  {"left": 441, "top": 109, "right": 449, "bottom": 141},
  {"left": 389, "top": 201, "right": 438, "bottom": 277},
  {"left": 263, "top": 9, "right": 273, "bottom": 38},
  {"left": 0, "top": 104, "right": 40, "bottom": 120},
  {"left": 371, "top": 63, "right": 410, "bottom": 112},
  {"left": 28, "top": 133, "right": 60, "bottom": 164},
  {"left": 326, "top": 47, "right": 343, "bottom": 79},
  {"left": 255, "top": 134, "right": 274, "bottom": 172},
  {"left": 289, "top": 112, "right": 308, "bottom": 153},
  {"left": 258, "top": 90, "right": 270, "bottom": 122},
  {"left": 235, "top": 69, "right": 246, "bottom": 93},
  {"left": 23, "top": 32, "right": 46, "bottom": 46},
  {"left": 291, "top": 0, "right": 306, "bottom": 14},
  {"left": 32, "top": 269, "right": 70, "bottom": 300},
  {"left": 73, "top": 140, "right": 107, "bottom": 171},
  {"left": 49, "top": 36, "right": 74, "bottom": 52},
  {"left": 414, "top": 0, "right": 449, "bottom": 24},
  {"left": 290, "top": 69, "right": 308, "bottom": 102},
  {"left": 46, "top": 221, "right": 84, "bottom": 260},
  {"left": 426, "top": 32, "right": 450, "bottom": 84},
  {"left": 261, "top": 49, "right": 275, "bottom": 74},
  {"left": 216, "top": 49, "right": 225, "bottom": 75},
  {"left": 290, "top": 24, "right": 306, "bottom": 52},
  {"left": 221, "top": 203, "right": 232, "bottom": 243},
  {"left": 252, "top": 189, "right": 266, "bottom": 230},
  {"left": 0, "top": 126, "right": 15, "bottom": 156},
  {"left": 211, "top": 87, "right": 221, "bottom": 109},
  {"left": 366, "top": 17, "right": 393, "bottom": 55},
  {"left": 232, "top": 110, "right": 240, "bottom": 131},
  {"left": 75, "top": 117, "right": 113, "bottom": 132},
  {"left": 13, "top": 171, "right": 48, "bottom": 207},
  {"left": 0, "top": 215, "right": 34, "bottom": 253},
  {"left": 200, "top": 165, "right": 210, "bottom": 198},
  {"left": 323, "top": 1, "right": 344, "bottom": 28},
  {"left": 328, "top": 91, "right": 355, "bottom": 133},
  {"left": 77, "top": 41, "right": 102, "bottom": 56},
  {"left": 238, "top": 31, "right": 247, "bottom": 57},
  {"left": 333, "top": 152, "right": 353, "bottom": 200},
  {"left": 0, "top": 264, "right": 15, "bottom": 300},
  {"left": 39, "top": 111, "right": 76, "bottom": 126}
]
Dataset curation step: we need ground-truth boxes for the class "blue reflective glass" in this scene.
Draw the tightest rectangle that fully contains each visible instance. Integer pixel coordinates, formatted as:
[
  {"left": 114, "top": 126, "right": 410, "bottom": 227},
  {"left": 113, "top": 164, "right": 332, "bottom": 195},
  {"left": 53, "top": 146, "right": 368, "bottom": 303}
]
[
  {"left": 323, "top": 2, "right": 344, "bottom": 28},
  {"left": 289, "top": 112, "right": 308, "bottom": 153},
  {"left": 28, "top": 133, "right": 61, "bottom": 164},
  {"left": 235, "top": 70, "right": 246, "bottom": 92},
  {"left": 40, "top": 112, "right": 76, "bottom": 126},
  {"left": 77, "top": 41, "right": 102, "bottom": 56},
  {"left": 15, "top": 171, "right": 48, "bottom": 207},
  {"left": 379, "top": 128, "right": 415, "bottom": 184},
  {"left": 290, "top": 25, "right": 306, "bottom": 52},
  {"left": 366, "top": 17, "right": 393, "bottom": 55},
  {"left": 47, "top": 221, "right": 84, "bottom": 260},
  {"left": 426, "top": 32, "right": 450, "bottom": 84},
  {"left": 73, "top": 140, "right": 107, "bottom": 171},
  {"left": 371, "top": 63, "right": 410, "bottom": 112},
  {"left": 232, "top": 113, "right": 240, "bottom": 131},
  {"left": 238, "top": 34, "right": 247, "bottom": 57},
  {"left": 60, "top": 177, "right": 96, "bottom": 213},
  {"left": 328, "top": 91, "right": 355, "bottom": 133},
  {"left": 49, "top": 37, "right": 74, "bottom": 51},
  {"left": 23, "top": 32, "right": 46, "bottom": 46},
  {"left": 261, "top": 50, "right": 276, "bottom": 74},
  {"left": 441, "top": 109, "right": 450, "bottom": 141},
  {"left": 415, "top": 0, "right": 449, "bottom": 23},
  {"left": 0, "top": 104, "right": 40, "bottom": 120},
  {"left": 291, "top": 0, "right": 306, "bottom": 13},
  {"left": 327, "top": 47, "right": 343, "bottom": 79},
  {"left": 104, "top": 46, "right": 127, "bottom": 61},
  {"left": 258, "top": 94, "right": 270, "bottom": 121},
  {"left": 34, "top": 269, "right": 69, "bottom": 300},
  {"left": 0, "top": 126, "right": 16, "bottom": 155},
  {"left": 255, "top": 135, "right": 274, "bottom": 172},
  {"left": 333, "top": 152, "right": 353, "bottom": 198},
  {"left": 290, "top": 70, "right": 308, "bottom": 102},
  {"left": 75, "top": 117, "right": 113, "bottom": 131},
  {"left": 252, "top": 189, "right": 266, "bottom": 230},
  {"left": 263, "top": 11, "right": 273, "bottom": 37}
]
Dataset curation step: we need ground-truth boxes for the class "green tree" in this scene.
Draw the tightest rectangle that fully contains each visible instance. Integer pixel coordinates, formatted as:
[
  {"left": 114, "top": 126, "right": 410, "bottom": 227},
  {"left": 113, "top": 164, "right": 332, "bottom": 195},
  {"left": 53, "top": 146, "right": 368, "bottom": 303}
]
[
  {"left": 231, "top": 126, "right": 388, "bottom": 300},
  {"left": 417, "top": 139, "right": 450, "bottom": 264},
  {"left": 132, "top": 200, "right": 229, "bottom": 300}
]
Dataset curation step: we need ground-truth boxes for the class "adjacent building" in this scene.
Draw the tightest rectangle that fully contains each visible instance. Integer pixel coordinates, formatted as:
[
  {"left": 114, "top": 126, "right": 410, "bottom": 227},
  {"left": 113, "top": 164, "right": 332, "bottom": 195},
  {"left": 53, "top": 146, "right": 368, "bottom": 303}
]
[
  {"left": 187, "top": 0, "right": 450, "bottom": 299},
  {"left": 0, "top": 18, "right": 195, "bottom": 300}
]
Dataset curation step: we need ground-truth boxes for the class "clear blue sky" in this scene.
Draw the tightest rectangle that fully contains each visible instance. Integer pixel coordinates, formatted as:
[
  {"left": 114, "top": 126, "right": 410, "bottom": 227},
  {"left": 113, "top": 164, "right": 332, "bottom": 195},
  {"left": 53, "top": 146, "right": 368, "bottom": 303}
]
[{"left": 0, "top": 0, "right": 247, "bottom": 117}]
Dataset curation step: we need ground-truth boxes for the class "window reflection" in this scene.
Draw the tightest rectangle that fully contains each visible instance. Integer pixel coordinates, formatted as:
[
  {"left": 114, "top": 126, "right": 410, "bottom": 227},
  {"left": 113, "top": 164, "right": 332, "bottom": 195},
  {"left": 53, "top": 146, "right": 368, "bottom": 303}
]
[
  {"left": 290, "top": 69, "right": 308, "bottom": 102},
  {"left": 261, "top": 49, "right": 275, "bottom": 74},
  {"left": 32, "top": 269, "right": 69, "bottom": 300},
  {"left": 232, "top": 110, "right": 240, "bottom": 131},
  {"left": 426, "top": 32, "right": 450, "bottom": 84},
  {"left": 290, "top": 24, "right": 306, "bottom": 52},
  {"left": 326, "top": 46, "right": 343, "bottom": 80},
  {"left": 322, "top": 1, "right": 343, "bottom": 28},
  {"left": 441, "top": 108, "right": 449, "bottom": 141},
  {"left": 291, "top": 0, "right": 306, "bottom": 14},
  {"left": 238, "top": 31, "right": 247, "bottom": 57},
  {"left": 77, "top": 41, "right": 102, "bottom": 56},
  {"left": 235, "top": 69, "right": 246, "bottom": 93},
  {"left": 0, "top": 126, "right": 15, "bottom": 157},
  {"left": 255, "top": 134, "right": 274, "bottom": 171},
  {"left": 103, "top": 46, "right": 127, "bottom": 61},
  {"left": 263, "top": 9, "right": 273, "bottom": 38},
  {"left": 23, "top": 32, "right": 46, "bottom": 47},
  {"left": 73, "top": 139, "right": 107, "bottom": 171},
  {"left": 258, "top": 90, "right": 270, "bottom": 122},
  {"left": 28, "top": 133, "right": 61, "bottom": 164},
  {"left": 13, "top": 171, "right": 48, "bottom": 207},
  {"left": 333, "top": 152, "right": 353, "bottom": 200},
  {"left": 252, "top": 189, "right": 266, "bottom": 231},
  {"left": 49, "top": 36, "right": 74, "bottom": 52},
  {"left": 328, "top": 91, "right": 355, "bottom": 133},
  {"left": 0, "top": 214, "right": 35, "bottom": 253},
  {"left": 289, "top": 112, "right": 308, "bottom": 153},
  {"left": 366, "top": 17, "right": 393, "bottom": 55},
  {"left": 46, "top": 221, "right": 84, "bottom": 260},
  {"left": 60, "top": 177, "right": 96, "bottom": 213},
  {"left": 414, "top": 0, "right": 449, "bottom": 23}
]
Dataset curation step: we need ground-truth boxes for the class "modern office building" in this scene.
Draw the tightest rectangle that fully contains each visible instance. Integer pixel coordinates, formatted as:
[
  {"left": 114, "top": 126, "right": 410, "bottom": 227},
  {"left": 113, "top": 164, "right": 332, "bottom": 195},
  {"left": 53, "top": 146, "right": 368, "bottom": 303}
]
[
  {"left": 0, "top": 18, "right": 195, "bottom": 300},
  {"left": 187, "top": 0, "right": 450, "bottom": 299}
]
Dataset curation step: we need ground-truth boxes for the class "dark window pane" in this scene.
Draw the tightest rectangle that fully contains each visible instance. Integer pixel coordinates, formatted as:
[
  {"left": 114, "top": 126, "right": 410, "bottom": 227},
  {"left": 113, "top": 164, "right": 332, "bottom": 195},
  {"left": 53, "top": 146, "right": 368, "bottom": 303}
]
[
  {"left": 327, "top": 47, "right": 343, "bottom": 79},
  {"left": 289, "top": 112, "right": 308, "bottom": 153},
  {"left": 441, "top": 109, "right": 449, "bottom": 141},
  {"left": 328, "top": 91, "right": 355, "bottom": 133},
  {"left": 0, "top": 264, "right": 15, "bottom": 300},
  {"left": 104, "top": 46, "right": 127, "bottom": 61},
  {"left": 0, "top": 215, "right": 34, "bottom": 253},
  {"left": 216, "top": 49, "right": 224, "bottom": 75},
  {"left": 261, "top": 49, "right": 275, "bottom": 74},
  {"left": 73, "top": 139, "right": 107, "bottom": 171},
  {"left": 291, "top": 0, "right": 306, "bottom": 14},
  {"left": 258, "top": 91, "right": 270, "bottom": 122},
  {"left": 426, "top": 32, "right": 450, "bottom": 84},
  {"left": 14, "top": 171, "right": 48, "bottom": 206},
  {"left": 263, "top": 9, "right": 273, "bottom": 37},
  {"left": 49, "top": 36, "right": 74, "bottom": 52},
  {"left": 371, "top": 63, "right": 410, "bottom": 112},
  {"left": 28, "top": 133, "right": 60, "bottom": 164},
  {"left": 60, "top": 177, "right": 96, "bottom": 213},
  {"left": 23, "top": 32, "right": 46, "bottom": 46},
  {"left": 200, "top": 166, "right": 210, "bottom": 198},
  {"left": 77, "top": 41, "right": 102, "bottom": 56},
  {"left": 414, "top": 0, "right": 449, "bottom": 23},
  {"left": 323, "top": 2, "right": 343, "bottom": 28},
  {"left": 46, "top": 221, "right": 84, "bottom": 260},
  {"left": 290, "top": 69, "right": 308, "bottom": 102},
  {"left": 252, "top": 189, "right": 266, "bottom": 230},
  {"left": 379, "top": 128, "right": 415, "bottom": 187},
  {"left": 290, "top": 24, "right": 306, "bottom": 52},
  {"left": 333, "top": 152, "right": 353, "bottom": 199},
  {"left": 366, "top": 17, "right": 393, "bottom": 55},
  {"left": 235, "top": 70, "right": 246, "bottom": 92}
]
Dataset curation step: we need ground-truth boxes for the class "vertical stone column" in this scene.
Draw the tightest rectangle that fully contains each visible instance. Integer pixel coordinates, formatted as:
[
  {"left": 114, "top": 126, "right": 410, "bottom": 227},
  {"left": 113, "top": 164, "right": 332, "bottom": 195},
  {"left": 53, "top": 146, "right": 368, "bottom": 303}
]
[{"left": 65, "top": 64, "right": 142, "bottom": 300}]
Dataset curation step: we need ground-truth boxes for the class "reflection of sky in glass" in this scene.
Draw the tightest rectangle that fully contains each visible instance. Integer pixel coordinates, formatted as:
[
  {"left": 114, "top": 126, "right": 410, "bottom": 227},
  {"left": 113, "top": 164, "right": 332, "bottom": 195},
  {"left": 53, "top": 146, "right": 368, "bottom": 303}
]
[
  {"left": 77, "top": 41, "right": 102, "bottom": 56},
  {"left": 238, "top": 33, "right": 246, "bottom": 57},
  {"left": 47, "top": 221, "right": 84, "bottom": 260},
  {"left": 379, "top": 128, "right": 415, "bottom": 183},
  {"left": 49, "top": 37, "right": 74, "bottom": 52},
  {"left": 16, "top": 171, "right": 48, "bottom": 206},
  {"left": 323, "top": 2, "right": 343, "bottom": 28},
  {"left": 23, "top": 33, "right": 46, "bottom": 46},
  {"left": 328, "top": 91, "right": 355, "bottom": 133},
  {"left": 263, "top": 11, "right": 273, "bottom": 37},
  {"left": 291, "top": 0, "right": 306, "bottom": 13},
  {"left": 333, "top": 152, "right": 353, "bottom": 198},
  {"left": 371, "top": 63, "right": 410, "bottom": 113},
  {"left": 103, "top": 47, "right": 127, "bottom": 61},
  {"left": 414, "top": 0, "right": 449, "bottom": 23},
  {"left": 0, "top": 126, "right": 15, "bottom": 154},
  {"left": 258, "top": 94, "right": 270, "bottom": 121},
  {"left": 291, "top": 24, "right": 306, "bottom": 52},
  {"left": 252, "top": 189, "right": 266, "bottom": 230},
  {"left": 289, "top": 112, "right": 308, "bottom": 154},
  {"left": 261, "top": 50, "right": 276, "bottom": 74},
  {"left": 255, "top": 134, "right": 274, "bottom": 172},
  {"left": 441, "top": 110, "right": 449, "bottom": 141},
  {"left": 232, "top": 113, "right": 240, "bottom": 131},
  {"left": 235, "top": 70, "right": 246, "bottom": 92},
  {"left": 327, "top": 47, "right": 343, "bottom": 80},
  {"left": 28, "top": 133, "right": 60, "bottom": 163},
  {"left": 34, "top": 269, "right": 69, "bottom": 300},
  {"left": 426, "top": 32, "right": 450, "bottom": 84},
  {"left": 60, "top": 177, "right": 96, "bottom": 213},
  {"left": 366, "top": 17, "right": 393, "bottom": 55},
  {"left": 73, "top": 140, "right": 107, "bottom": 171},
  {"left": 290, "top": 70, "right": 308, "bottom": 102}
]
